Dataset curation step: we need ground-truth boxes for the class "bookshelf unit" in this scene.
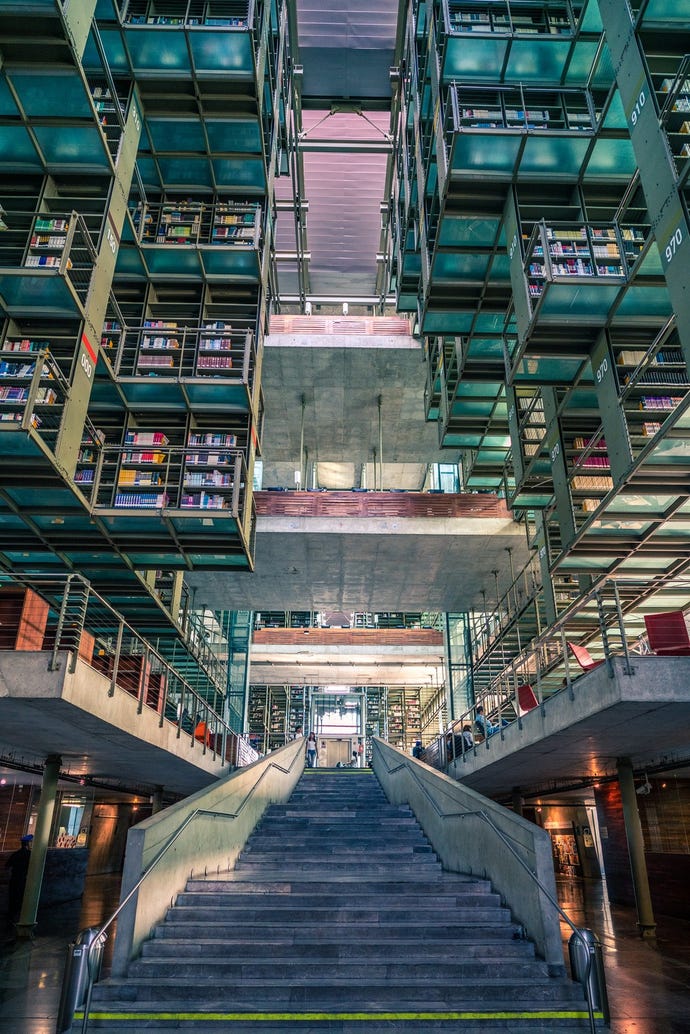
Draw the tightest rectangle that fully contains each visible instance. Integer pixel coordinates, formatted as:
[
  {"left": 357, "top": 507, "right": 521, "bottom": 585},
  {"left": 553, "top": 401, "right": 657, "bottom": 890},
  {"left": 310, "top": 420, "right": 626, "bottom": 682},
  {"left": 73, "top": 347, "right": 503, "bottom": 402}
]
[
  {"left": 182, "top": 431, "right": 239, "bottom": 511},
  {"left": 196, "top": 322, "right": 234, "bottom": 374},
  {"left": 24, "top": 215, "right": 70, "bottom": 270},
  {"left": 136, "top": 321, "right": 182, "bottom": 375}
]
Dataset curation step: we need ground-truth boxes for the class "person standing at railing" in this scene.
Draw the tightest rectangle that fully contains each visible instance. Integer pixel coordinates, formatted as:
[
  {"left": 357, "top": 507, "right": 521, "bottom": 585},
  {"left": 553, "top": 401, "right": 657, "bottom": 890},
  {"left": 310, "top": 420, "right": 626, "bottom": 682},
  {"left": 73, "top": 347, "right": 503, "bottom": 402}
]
[{"left": 474, "top": 705, "right": 510, "bottom": 739}]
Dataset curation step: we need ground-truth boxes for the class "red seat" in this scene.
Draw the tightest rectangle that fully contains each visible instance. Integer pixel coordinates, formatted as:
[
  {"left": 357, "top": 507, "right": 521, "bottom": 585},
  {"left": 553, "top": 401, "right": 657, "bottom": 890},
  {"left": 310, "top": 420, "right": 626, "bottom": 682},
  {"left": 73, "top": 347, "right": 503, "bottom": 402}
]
[
  {"left": 516, "top": 683, "right": 539, "bottom": 714},
  {"left": 567, "top": 641, "right": 604, "bottom": 673},
  {"left": 644, "top": 611, "right": 690, "bottom": 656}
]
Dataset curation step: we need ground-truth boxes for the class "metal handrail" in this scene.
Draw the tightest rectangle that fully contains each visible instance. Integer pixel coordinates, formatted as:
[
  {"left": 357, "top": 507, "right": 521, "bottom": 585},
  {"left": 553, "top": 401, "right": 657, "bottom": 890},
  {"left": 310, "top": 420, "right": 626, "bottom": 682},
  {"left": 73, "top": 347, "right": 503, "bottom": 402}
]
[
  {"left": 377, "top": 744, "right": 605, "bottom": 1032},
  {"left": 78, "top": 807, "right": 237, "bottom": 1033},
  {"left": 456, "top": 808, "right": 605, "bottom": 1033}
]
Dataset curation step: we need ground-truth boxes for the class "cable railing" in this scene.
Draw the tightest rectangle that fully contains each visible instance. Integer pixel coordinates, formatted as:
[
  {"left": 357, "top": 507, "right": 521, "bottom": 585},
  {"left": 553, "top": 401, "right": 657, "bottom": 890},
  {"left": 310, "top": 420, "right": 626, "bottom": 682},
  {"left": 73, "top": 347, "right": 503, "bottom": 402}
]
[
  {"left": 436, "top": 576, "right": 690, "bottom": 768},
  {"left": 0, "top": 572, "right": 236, "bottom": 764}
]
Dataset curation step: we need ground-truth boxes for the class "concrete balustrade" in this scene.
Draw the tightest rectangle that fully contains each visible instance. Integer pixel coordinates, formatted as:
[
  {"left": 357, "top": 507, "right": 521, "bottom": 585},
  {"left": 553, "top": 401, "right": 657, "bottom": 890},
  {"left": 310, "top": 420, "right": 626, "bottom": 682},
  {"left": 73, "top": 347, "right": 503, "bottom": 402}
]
[
  {"left": 112, "top": 737, "right": 305, "bottom": 975},
  {"left": 372, "top": 737, "right": 564, "bottom": 975}
]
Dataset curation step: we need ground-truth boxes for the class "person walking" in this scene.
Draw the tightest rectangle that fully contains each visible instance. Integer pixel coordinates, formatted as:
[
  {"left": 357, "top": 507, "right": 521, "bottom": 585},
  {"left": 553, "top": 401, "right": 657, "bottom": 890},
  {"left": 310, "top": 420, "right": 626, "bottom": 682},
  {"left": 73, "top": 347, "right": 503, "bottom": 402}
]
[
  {"left": 5, "top": 834, "right": 33, "bottom": 922},
  {"left": 306, "top": 732, "right": 318, "bottom": 768}
]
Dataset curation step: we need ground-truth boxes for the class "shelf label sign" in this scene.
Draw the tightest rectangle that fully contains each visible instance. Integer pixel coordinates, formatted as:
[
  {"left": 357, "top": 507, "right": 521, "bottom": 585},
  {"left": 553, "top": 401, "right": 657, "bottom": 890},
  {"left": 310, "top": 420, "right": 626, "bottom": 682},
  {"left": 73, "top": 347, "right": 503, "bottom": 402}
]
[{"left": 80, "top": 332, "right": 96, "bottom": 380}]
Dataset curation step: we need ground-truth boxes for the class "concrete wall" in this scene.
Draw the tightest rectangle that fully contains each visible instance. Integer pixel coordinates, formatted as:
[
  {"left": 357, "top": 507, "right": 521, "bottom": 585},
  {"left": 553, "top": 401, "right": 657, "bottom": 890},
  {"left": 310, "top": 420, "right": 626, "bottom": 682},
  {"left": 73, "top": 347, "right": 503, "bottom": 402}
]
[
  {"left": 111, "top": 737, "right": 304, "bottom": 976},
  {"left": 371, "top": 738, "right": 565, "bottom": 975}
]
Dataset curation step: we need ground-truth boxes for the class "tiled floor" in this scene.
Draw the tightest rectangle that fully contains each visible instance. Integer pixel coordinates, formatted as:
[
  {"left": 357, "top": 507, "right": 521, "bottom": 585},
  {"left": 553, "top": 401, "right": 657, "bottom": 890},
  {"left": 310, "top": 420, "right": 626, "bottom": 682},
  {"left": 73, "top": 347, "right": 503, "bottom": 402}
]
[{"left": 0, "top": 874, "right": 688, "bottom": 1032}]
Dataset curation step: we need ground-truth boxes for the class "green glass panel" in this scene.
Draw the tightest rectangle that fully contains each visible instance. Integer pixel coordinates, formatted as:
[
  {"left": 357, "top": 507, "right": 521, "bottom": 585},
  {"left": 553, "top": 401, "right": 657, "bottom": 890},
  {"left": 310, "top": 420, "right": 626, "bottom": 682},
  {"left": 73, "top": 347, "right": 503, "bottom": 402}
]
[
  {"left": 451, "top": 402, "right": 495, "bottom": 418},
  {"left": 615, "top": 286, "right": 672, "bottom": 319},
  {"left": 456, "top": 381, "right": 501, "bottom": 398},
  {"left": 125, "top": 31, "right": 191, "bottom": 72},
  {"left": 9, "top": 71, "right": 91, "bottom": 117},
  {"left": 90, "top": 28, "right": 128, "bottom": 70},
  {"left": 156, "top": 157, "right": 214, "bottom": 186},
  {"left": 442, "top": 38, "right": 508, "bottom": 82},
  {"left": 0, "top": 271, "right": 79, "bottom": 316},
  {"left": 565, "top": 41, "right": 602, "bottom": 87},
  {"left": 147, "top": 120, "right": 207, "bottom": 152},
  {"left": 0, "top": 126, "right": 40, "bottom": 165},
  {"left": 186, "top": 384, "right": 253, "bottom": 407},
  {"left": 604, "top": 493, "right": 675, "bottom": 511},
  {"left": 602, "top": 91, "right": 628, "bottom": 130},
  {"left": 482, "top": 435, "right": 511, "bottom": 447},
  {"left": 512, "top": 492, "right": 552, "bottom": 506},
  {"left": 467, "top": 338, "right": 504, "bottom": 358},
  {"left": 455, "top": 435, "right": 484, "bottom": 448},
  {"left": 432, "top": 252, "right": 489, "bottom": 278},
  {"left": 94, "top": 0, "right": 117, "bottom": 19},
  {"left": 654, "top": 523, "right": 690, "bottom": 536},
  {"left": 117, "top": 380, "right": 187, "bottom": 407},
  {"left": 639, "top": 0, "right": 690, "bottom": 23},
  {"left": 491, "top": 254, "right": 511, "bottom": 278},
  {"left": 422, "top": 312, "right": 474, "bottom": 334},
  {"left": 590, "top": 47, "right": 614, "bottom": 90},
  {"left": 202, "top": 250, "right": 260, "bottom": 279},
  {"left": 520, "top": 136, "right": 591, "bottom": 175},
  {"left": 213, "top": 157, "right": 266, "bottom": 191},
  {"left": 648, "top": 438, "right": 690, "bottom": 464},
  {"left": 476, "top": 450, "right": 505, "bottom": 465},
  {"left": 137, "top": 157, "right": 163, "bottom": 190},
  {"left": 505, "top": 41, "right": 570, "bottom": 83},
  {"left": 437, "top": 216, "right": 499, "bottom": 248},
  {"left": 473, "top": 312, "right": 505, "bottom": 332},
  {"left": 207, "top": 120, "right": 262, "bottom": 153},
  {"left": 511, "top": 356, "right": 583, "bottom": 381},
  {"left": 539, "top": 282, "right": 619, "bottom": 318},
  {"left": 0, "top": 78, "right": 19, "bottom": 117},
  {"left": 33, "top": 125, "right": 110, "bottom": 167},
  {"left": 189, "top": 31, "right": 254, "bottom": 72},
  {"left": 115, "top": 248, "right": 147, "bottom": 276},
  {"left": 585, "top": 137, "right": 637, "bottom": 178},
  {"left": 636, "top": 246, "right": 664, "bottom": 276},
  {"left": 591, "top": 517, "right": 651, "bottom": 532},
  {"left": 580, "top": 0, "right": 603, "bottom": 32},
  {"left": 451, "top": 134, "right": 521, "bottom": 174},
  {"left": 146, "top": 249, "right": 203, "bottom": 275}
]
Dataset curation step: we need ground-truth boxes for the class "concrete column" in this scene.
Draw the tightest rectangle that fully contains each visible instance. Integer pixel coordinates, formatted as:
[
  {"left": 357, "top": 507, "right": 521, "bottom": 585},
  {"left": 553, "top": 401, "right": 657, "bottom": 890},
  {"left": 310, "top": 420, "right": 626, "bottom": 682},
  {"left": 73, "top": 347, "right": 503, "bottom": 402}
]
[
  {"left": 617, "top": 757, "right": 656, "bottom": 939},
  {"left": 150, "top": 786, "right": 164, "bottom": 815},
  {"left": 511, "top": 787, "right": 524, "bottom": 817},
  {"left": 16, "top": 753, "right": 61, "bottom": 938}
]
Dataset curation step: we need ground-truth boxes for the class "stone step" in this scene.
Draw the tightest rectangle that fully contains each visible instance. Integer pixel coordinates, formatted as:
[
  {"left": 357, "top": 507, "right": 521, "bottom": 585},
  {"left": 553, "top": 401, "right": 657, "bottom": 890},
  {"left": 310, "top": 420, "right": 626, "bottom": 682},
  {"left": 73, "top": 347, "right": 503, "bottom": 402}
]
[
  {"left": 193, "top": 870, "right": 483, "bottom": 886},
  {"left": 244, "top": 830, "right": 431, "bottom": 843},
  {"left": 175, "top": 890, "right": 501, "bottom": 910},
  {"left": 231, "top": 862, "right": 442, "bottom": 876},
  {"left": 143, "top": 938, "right": 536, "bottom": 960},
  {"left": 127, "top": 958, "right": 551, "bottom": 982},
  {"left": 74, "top": 1020, "right": 598, "bottom": 1032},
  {"left": 164, "top": 904, "right": 514, "bottom": 924},
  {"left": 185, "top": 875, "right": 492, "bottom": 894},
  {"left": 91, "top": 979, "right": 586, "bottom": 1007},
  {"left": 239, "top": 846, "right": 436, "bottom": 860},
  {"left": 157, "top": 921, "right": 527, "bottom": 942}
]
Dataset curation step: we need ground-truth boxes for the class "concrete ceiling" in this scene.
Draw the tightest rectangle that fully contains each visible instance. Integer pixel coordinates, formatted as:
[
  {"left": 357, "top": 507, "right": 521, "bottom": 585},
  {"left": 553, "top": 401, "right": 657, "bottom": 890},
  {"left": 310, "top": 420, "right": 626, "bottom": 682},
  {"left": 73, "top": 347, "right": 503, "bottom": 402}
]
[
  {"left": 187, "top": 514, "right": 529, "bottom": 612},
  {"left": 259, "top": 331, "right": 450, "bottom": 487},
  {"left": 249, "top": 641, "right": 445, "bottom": 686}
]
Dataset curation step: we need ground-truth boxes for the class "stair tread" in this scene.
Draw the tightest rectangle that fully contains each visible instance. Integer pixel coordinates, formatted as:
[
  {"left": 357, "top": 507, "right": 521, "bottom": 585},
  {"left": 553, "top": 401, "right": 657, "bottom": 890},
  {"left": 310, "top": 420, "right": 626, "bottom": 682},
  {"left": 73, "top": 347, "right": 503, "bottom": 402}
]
[{"left": 82, "top": 772, "right": 590, "bottom": 1031}]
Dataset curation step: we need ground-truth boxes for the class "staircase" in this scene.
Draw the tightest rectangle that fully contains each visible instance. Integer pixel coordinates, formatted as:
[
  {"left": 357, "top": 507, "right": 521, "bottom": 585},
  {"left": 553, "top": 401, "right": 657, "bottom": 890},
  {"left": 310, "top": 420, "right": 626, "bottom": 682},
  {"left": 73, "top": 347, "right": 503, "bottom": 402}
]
[{"left": 79, "top": 770, "right": 597, "bottom": 1031}]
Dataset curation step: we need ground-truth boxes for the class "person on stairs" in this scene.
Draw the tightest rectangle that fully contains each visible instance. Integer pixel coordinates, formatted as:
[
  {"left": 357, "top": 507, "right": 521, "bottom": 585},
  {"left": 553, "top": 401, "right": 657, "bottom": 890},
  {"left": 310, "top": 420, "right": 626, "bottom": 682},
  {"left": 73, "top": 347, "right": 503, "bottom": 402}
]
[
  {"left": 474, "top": 704, "right": 510, "bottom": 739},
  {"left": 306, "top": 732, "right": 318, "bottom": 768}
]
